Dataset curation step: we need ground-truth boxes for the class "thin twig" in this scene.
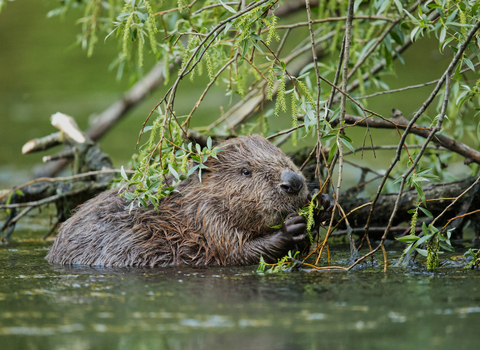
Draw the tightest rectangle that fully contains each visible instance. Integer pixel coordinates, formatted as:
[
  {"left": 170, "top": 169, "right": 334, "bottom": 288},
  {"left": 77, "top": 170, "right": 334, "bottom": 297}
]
[
  {"left": 362, "top": 19, "right": 480, "bottom": 239},
  {"left": 0, "top": 169, "right": 134, "bottom": 202},
  {"left": 154, "top": 0, "right": 198, "bottom": 16},
  {"left": 347, "top": 0, "right": 423, "bottom": 80},
  {"left": 182, "top": 57, "right": 236, "bottom": 129},
  {"left": 432, "top": 174, "right": 480, "bottom": 227},
  {"left": 269, "top": 15, "right": 395, "bottom": 32},
  {"left": 0, "top": 184, "right": 106, "bottom": 210},
  {"left": 356, "top": 63, "right": 480, "bottom": 100},
  {"left": 192, "top": 2, "right": 239, "bottom": 15}
]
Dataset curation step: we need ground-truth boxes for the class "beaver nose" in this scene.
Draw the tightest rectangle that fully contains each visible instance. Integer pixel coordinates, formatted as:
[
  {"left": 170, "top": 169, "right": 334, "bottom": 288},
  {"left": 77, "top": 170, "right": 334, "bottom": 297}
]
[{"left": 280, "top": 171, "right": 304, "bottom": 195}]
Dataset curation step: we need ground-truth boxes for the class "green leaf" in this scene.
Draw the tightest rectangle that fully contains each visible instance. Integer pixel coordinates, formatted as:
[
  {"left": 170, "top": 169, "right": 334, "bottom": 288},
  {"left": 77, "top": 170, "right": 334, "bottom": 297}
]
[
  {"left": 139, "top": 197, "right": 148, "bottom": 209},
  {"left": 384, "top": 33, "right": 393, "bottom": 53},
  {"left": 418, "top": 206, "right": 433, "bottom": 217},
  {"left": 414, "top": 233, "right": 435, "bottom": 247},
  {"left": 251, "top": 39, "right": 265, "bottom": 55},
  {"left": 186, "top": 164, "right": 199, "bottom": 177},
  {"left": 415, "top": 183, "right": 426, "bottom": 207},
  {"left": 124, "top": 191, "right": 136, "bottom": 201},
  {"left": 121, "top": 166, "right": 129, "bottom": 181},
  {"left": 321, "top": 134, "right": 337, "bottom": 142},
  {"left": 439, "top": 26, "right": 446, "bottom": 43},
  {"left": 396, "top": 234, "right": 420, "bottom": 243},
  {"left": 143, "top": 125, "right": 154, "bottom": 132},
  {"left": 149, "top": 180, "right": 161, "bottom": 189},
  {"left": 327, "top": 142, "right": 337, "bottom": 163},
  {"left": 422, "top": 222, "right": 428, "bottom": 236},
  {"left": 415, "top": 248, "right": 428, "bottom": 257},
  {"left": 168, "top": 164, "right": 180, "bottom": 180},
  {"left": 340, "top": 135, "right": 356, "bottom": 154},
  {"left": 393, "top": 175, "right": 403, "bottom": 185},
  {"left": 354, "top": 0, "right": 363, "bottom": 13},
  {"left": 268, "top": 224, "right": 283, "bottom": 229},
  {"left": 219, "top": 0, "right": 237, "bottom": 13},
  {"left": 464, "top": 57, "right": 475, "bottom": 73},
  {"left": 440, "top": 243, "right": 455, "bottom": 252},
  {"left": 390, "top": 26, "right": 404, "bottom": 45},
  {"left": 224, "top": 21, "right": 233, "bottom": 34},
  {"left": 330, "top": 107, "right": 341, "bottom": 122},
  {"left": 393, "top": 0, "right": 403, "bottom": 14},
  {"left": 304, "top": 103, "right": 316, "bottom": 131}
]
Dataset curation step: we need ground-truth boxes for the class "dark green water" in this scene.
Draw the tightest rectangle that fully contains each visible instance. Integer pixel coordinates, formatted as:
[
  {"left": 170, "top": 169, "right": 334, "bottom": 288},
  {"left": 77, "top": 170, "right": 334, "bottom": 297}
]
[{"left": 1, "top": 231, "right": 480, "bottom": 350}]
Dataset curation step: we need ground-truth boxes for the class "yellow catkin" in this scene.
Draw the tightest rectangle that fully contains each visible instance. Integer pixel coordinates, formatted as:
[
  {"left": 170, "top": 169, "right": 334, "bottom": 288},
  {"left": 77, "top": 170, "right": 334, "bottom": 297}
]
[
  {"left": 205, "top": 51, "right": 214, "bottom": 82},
  {"left": 123, "top": 12, "right": 134, "bottom": 60},
  {"left": 87, "top": 21, "right": 97, "bottom": 57},
  {"left": 297, "top": 80, "right": 315, "bottom": 105},
  {"left": 266, "top": 16, "right": 280, "bottom": 45},
  {"left": 291, "top": 93, "right": 299, "bottom": 146},
  {"left": 427, "top": 235, "right": 439, "bottom": 270},
  {"left": 274, "top": 74, "right": 287, "bottom": 116},
  {"left": 181, "top": 154, "right": 188, "bottom": 174},
  {"left": 177, "top": 0, "right": 187, "bottom": 9},
  {"left": 459, "top": 9, "right": 467, "bottom": 36},
  {"left": 164, "top": 48, "right": 170, "bottom": 85},
  {"left": 148, "top": 116, "right": 161, "bottom": 152},
  {"left": 144, "top": 1, "right": 158, "bottom": 54},
  {"left": 181, "top": 36, "right": 197, "bottom": 74},
  {"left": 168, "top": 149, "right": 176, "bottom": 166},
  {"left": 410, "top": 204, "right": 419, "bottom": 235}
]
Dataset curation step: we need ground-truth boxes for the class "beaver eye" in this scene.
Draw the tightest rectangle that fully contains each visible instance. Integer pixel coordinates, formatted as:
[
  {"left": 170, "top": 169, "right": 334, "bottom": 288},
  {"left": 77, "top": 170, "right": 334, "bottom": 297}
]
[{"left": 241, "top": 168, "right": 251, "bottom": 176}]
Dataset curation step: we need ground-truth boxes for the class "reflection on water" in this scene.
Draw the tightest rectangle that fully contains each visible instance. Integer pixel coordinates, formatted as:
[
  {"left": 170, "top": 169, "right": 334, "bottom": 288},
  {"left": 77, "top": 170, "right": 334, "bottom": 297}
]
[{"left": 1, "top": 233, "right": 480, "bottom": 350}]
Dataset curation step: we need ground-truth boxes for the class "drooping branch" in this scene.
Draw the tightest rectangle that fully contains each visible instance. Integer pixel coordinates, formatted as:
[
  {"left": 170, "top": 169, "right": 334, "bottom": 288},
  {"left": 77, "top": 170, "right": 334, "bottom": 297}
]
[{"left": 338, "top": 112, "right": 480, "bottom": 165}]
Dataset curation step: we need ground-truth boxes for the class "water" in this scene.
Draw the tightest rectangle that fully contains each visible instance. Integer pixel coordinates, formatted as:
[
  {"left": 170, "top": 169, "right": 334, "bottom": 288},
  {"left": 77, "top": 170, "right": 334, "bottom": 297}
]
[{"left": 1, "top": 231, "right": 479, "bottom": 350}]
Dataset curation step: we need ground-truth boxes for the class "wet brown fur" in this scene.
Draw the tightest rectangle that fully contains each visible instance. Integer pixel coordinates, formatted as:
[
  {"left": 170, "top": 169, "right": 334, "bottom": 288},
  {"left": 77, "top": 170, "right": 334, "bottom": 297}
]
[{"left": 46, "top": 135, "right": 309, "bottom": 267}]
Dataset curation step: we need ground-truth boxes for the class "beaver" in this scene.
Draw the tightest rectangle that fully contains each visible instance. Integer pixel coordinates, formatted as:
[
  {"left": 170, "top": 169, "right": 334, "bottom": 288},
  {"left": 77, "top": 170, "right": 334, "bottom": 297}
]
[{"left": 46, "top": 134, "right": 329, "bottom": 267}]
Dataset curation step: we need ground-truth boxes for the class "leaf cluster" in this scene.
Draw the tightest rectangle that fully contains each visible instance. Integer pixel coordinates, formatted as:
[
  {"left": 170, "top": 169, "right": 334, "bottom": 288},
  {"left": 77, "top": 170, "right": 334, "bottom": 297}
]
[{"left": 257, "top": 250, "right": 300, "bottom": 273}]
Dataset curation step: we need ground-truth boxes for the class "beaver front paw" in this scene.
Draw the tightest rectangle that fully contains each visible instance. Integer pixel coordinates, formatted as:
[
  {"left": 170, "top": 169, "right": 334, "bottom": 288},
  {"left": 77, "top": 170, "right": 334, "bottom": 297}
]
[{"left": 273, "top": 213, "right": 308, "bottom": 245}]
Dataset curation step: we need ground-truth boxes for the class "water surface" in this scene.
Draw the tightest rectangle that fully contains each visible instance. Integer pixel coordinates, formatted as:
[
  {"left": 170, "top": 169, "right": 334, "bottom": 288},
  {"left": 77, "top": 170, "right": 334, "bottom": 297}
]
[{"left": 1, "top": 232, "right": 479, "bottom": 350}]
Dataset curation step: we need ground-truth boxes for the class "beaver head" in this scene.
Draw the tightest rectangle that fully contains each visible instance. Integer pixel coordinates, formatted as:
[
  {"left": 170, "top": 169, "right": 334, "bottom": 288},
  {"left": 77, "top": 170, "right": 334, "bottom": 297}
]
[{"left": 184, "top": 135, "right": 309, "bottom": 235}]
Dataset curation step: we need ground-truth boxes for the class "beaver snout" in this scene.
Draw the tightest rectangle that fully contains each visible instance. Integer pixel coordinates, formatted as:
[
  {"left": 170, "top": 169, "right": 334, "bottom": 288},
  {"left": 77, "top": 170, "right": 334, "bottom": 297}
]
[{"left": 279, "top": 171, "right": 304, "bottom": 195}]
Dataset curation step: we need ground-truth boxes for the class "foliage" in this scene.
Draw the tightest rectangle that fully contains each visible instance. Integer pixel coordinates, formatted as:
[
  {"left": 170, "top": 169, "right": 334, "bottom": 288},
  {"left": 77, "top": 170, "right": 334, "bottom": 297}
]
[
  {"left": 3, "top": 0, "right": 480, "bottom": 269},
  {"left": 464, "top": 248, "right": 480, "bottom": 269},
  {"left": 396, "top": 221, "right": 455, "bottom": 270},
  {"left": 298, "top": 191, "right": 322, "bottom": 244},
  {"left": 118, "top": 110, "right": 221, "bottom": 211},
  {"left": 257, "top": 250, "right": 300, "bottom": 273}
]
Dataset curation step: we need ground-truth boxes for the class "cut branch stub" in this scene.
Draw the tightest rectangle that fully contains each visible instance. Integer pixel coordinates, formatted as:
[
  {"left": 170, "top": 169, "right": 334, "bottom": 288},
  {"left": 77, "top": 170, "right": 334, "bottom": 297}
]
[{"left": 51, "top": 112, "right": 87, "bottom": 144}]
